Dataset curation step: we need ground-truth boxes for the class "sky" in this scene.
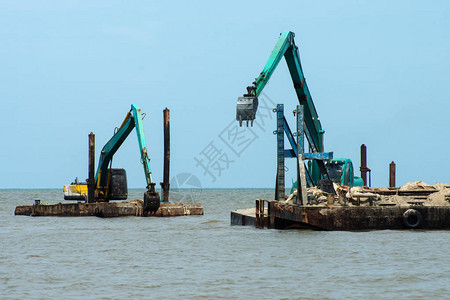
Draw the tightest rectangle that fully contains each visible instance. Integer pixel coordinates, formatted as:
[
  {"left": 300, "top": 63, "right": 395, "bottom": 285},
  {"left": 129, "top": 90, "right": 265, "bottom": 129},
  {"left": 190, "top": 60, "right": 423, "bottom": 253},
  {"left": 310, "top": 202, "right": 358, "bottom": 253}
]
[{"left": 0, "top": 0, "right": 449, "bottom": 189}]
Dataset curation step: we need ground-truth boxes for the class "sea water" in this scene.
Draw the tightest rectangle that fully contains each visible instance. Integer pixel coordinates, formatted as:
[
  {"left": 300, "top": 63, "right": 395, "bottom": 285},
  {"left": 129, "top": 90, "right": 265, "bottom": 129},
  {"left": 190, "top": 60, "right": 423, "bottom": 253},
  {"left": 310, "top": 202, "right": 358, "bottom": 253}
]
[{"left": 1, "top": 189, "right": 450, "bottom": 299}]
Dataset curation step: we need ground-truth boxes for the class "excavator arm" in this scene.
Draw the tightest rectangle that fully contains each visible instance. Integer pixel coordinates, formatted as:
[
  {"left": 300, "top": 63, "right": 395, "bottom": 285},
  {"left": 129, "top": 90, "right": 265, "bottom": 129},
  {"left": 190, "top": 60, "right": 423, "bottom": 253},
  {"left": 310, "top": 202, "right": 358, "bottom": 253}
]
[
  {"left": 237, "top": 32, "right": 323, "bottom": 151},
  {"left": 94, "top": 104, "right": 160, "bottom": 211},
  {"left": 95, "top": 109, "right": 134, "bottom": 196},
  {"left": 64, "top": 104, "right": 160, "bottom": 211},
  {"left": 236, "top": 31, "right": 326, "bottom": 184},
  {"left": 236, "top": 31, "right": 365, "bottom": 188}
]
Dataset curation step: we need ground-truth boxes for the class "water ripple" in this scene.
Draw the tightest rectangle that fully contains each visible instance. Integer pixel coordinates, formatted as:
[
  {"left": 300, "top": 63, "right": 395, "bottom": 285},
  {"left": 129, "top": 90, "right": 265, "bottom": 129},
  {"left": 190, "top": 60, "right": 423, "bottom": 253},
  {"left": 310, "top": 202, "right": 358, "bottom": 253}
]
[{"left": 1, "top": 189, "right": 450, "bottom": 299}]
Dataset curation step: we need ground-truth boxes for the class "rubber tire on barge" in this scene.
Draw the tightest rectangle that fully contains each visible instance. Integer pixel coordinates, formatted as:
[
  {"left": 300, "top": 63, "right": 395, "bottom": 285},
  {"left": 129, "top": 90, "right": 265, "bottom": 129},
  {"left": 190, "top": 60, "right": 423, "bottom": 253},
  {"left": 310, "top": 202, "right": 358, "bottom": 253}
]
[{"left": 403, "top": 209, "right": 423, "bottom": 229}]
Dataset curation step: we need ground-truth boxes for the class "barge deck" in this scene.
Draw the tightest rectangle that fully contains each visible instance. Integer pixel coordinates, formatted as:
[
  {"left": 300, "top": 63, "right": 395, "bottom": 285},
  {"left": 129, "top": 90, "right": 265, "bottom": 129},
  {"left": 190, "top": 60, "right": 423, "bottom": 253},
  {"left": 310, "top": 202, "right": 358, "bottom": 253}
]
[
  {"left": 15, "top": 200, "right": 203, "bottom": 218},
  {"left": 231, "top": 182, "right": 450, "bottom": 230}
]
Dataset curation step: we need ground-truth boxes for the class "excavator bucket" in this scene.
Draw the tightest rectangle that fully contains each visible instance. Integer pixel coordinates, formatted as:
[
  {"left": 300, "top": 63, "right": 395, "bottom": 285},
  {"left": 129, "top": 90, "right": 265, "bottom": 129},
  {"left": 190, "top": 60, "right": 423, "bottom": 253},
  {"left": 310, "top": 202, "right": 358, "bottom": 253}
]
[
  {"left": 143, "top": 183, "right": 160, "bottom": 212},
  {"left": 236, "top": 96, "right": 258, "bottom": 127},
  {"left": 144, "top": 191, "right": 160, "bottom": 212}
]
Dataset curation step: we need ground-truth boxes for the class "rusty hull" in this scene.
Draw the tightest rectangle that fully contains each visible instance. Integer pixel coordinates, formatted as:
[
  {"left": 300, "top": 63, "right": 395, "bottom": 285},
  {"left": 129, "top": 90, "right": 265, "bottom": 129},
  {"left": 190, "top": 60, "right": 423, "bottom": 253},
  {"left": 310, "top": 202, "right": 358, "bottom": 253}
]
[
  {"left": 15, "top": 201, "right": 203, "bottom": 218},
  {"left": 267, "top": 201, "right": 450, "bottom": 230}
]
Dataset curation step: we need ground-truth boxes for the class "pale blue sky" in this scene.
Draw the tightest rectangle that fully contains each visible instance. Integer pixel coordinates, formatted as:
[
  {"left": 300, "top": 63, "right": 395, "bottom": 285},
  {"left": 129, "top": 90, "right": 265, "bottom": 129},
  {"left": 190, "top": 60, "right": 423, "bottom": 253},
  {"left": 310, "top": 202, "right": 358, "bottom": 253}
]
[{"left": 1, "top": 1, "right": 449, "bottom": 189}]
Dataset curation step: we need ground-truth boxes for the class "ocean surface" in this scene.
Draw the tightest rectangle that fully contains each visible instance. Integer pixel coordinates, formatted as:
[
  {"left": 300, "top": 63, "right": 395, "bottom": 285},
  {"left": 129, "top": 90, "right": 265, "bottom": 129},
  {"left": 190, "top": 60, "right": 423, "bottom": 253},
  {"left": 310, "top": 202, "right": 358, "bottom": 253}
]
[{"left": 1, "top": 188, "right": 450, "bottom": 299}]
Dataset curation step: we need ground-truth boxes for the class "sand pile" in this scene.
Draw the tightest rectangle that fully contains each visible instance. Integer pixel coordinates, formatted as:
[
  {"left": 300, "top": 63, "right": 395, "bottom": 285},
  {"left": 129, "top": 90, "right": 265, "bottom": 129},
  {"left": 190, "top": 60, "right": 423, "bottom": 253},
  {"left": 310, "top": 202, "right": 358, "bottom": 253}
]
[{"left": 285, "top": 181, "right": 450, "bottom": 207}]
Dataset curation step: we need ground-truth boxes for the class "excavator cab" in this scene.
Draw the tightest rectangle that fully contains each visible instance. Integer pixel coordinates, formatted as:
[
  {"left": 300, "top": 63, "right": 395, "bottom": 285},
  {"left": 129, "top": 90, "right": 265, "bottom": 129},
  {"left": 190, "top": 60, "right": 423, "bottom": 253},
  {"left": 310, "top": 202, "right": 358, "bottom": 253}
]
[
  {"left": 326, "top": 159, "right": 364, "bottom": 187},
  {"left": 107, "top": 168, "right": 128, "bottom": 200}
]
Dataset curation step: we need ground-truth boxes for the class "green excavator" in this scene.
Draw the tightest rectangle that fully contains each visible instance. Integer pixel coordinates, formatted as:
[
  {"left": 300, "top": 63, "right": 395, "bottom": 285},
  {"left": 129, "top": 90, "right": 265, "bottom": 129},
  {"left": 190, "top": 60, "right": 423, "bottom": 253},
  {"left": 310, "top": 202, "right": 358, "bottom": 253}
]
[
  {"left": 236, "top": 31, "right": 363, "bottom": 188},
  {"left": 63, "top": 104, "right": 160, "bottom": 212}
]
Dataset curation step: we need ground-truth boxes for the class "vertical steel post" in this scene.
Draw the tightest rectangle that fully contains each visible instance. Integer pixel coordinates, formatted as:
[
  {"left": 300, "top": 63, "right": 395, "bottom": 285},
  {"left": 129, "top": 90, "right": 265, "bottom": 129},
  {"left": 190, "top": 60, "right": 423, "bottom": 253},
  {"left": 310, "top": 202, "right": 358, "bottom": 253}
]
[
  {"left": 389, "top": 161, "right": 396, "bottom": 188},
  {"left": 296, "top": 105, "right": 307, "bottom": 205},
  {"left": 276, "top": 104, "right": 285, "bottom": 201},
  {"left": 160, "top": 108, "right": 170, "bottom": 202},
  {"left": 255, "top": 199, "right": 265, "bottom": 228},
  {"left": 360, "top": 144, "right": 368, "bottom": 186},
  {"left": 87, "top": 132, "right": 95, "bottom": 203}
]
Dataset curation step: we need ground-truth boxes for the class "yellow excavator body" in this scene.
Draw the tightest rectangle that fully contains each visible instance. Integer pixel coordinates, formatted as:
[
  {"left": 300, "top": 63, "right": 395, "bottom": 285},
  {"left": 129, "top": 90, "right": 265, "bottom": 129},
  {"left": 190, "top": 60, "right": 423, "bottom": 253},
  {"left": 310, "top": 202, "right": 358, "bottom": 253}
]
[{"left": 63, "top": 181, "right": 87, "bottom": 200}]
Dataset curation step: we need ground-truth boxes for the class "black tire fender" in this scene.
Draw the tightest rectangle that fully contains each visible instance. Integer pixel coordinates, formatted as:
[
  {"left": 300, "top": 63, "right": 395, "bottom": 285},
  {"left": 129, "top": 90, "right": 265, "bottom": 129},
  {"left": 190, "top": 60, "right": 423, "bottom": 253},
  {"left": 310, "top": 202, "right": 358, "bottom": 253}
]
[{"left": 403, "top": 209, "right": 422, "bottom": 228}]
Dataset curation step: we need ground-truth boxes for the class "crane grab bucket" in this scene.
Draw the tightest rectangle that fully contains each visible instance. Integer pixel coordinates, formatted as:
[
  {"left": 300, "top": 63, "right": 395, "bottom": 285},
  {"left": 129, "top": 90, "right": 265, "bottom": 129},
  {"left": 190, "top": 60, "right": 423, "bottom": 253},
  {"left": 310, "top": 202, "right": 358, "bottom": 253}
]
[{"left": 236, "top": 96, "right": 258, "bottom": 127}]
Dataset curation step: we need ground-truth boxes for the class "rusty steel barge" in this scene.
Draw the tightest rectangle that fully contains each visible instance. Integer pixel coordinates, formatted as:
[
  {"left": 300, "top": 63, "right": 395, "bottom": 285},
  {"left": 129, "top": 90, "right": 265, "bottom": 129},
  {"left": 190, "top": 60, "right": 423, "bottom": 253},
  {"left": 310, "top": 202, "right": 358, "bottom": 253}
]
[
  {"left": 231, "top": 182, "right": 450, "bottom": 230},
  {"left": 16, "top": 200, "right": 203, "bottom": 218}
]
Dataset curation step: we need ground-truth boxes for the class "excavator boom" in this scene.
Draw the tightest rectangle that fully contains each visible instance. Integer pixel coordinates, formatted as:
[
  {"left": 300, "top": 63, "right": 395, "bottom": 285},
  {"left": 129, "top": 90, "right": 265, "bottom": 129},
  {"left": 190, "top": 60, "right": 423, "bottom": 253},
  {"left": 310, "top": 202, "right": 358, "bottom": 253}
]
[
  {"left": 237, "top": 31, "right": 363, "bottom": 187},
  {"left": 237, "top": 31, "right": 323, "bottom": 152},
  {"left": 95, "top": 105, "right": 153, "bottom": 189},
  {"left": 237, "top": 31, "right": 325, "bottom": 183}
]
